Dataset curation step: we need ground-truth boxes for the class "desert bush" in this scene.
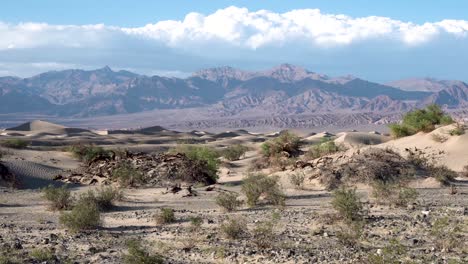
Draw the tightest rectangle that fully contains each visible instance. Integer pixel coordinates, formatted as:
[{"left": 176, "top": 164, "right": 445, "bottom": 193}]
[
  {"left": 221, "top": 144, "right": 249, "bottom": 161},
  {"left": 367, "top": 238, "right": 408, "bottom": 264},
  {"left": 42, "top": 184, "right": 73, "bottom": 210},
  {"left": 172, "top": 145, "right": 220, "bottom": 181},
  {"left": 307, "top": 139, "right": 341, "bottom": 159},
  {"left": 215, "top": 192, "right": 242, "bottom": 212},
  {"left": 123, "top": 239, "right": 164, "bottom": 264},
  {"left": 370, "top": 181, "right": 396, "bottom": 205},
  {"left": 29, "top": 248, "right": 55, "bottom": 262},
  {"left": 431, "top": 133, "right": 448, "bottom": 143},
  {"left": 331, "top": 187, "right": 364, "bottom": 223},
  {"left": 449, "top": 123, "right": 465, "bottom": 136},
  {"left": 189, "top": 216, "right": 203, "bottom": 232},
  {"left": 336, "top": 221, "right": 364, "bottom": 247},
  {"left": 111, "top": 162, "right": 145, "bottom": 187},
  {"left": 241, "top": 174, "right": 285, "bottom": 207},
  {"left": 67, "top": 144, "right": 110, "bottom": 163},
  {"left": 0, "top": 139, "right": 29, "bottom": 149},
  {"left": 430, "top": 216, "right": 464, "bottom": 252},
  {"left": 252, "top": 213, "right": 280, "bottom": 249},
  {"left": 79, "top": 187, "right": 122, "bottom": 211},
  {"left": 395, "top": 187, "right": 418, "bottom": 207},
  {"left": 59, "top": 198, "right": 101, "bottom": 232},
  {"left": 288, "top": 172, "right": 305, "bottom": 189},
  {"left": 430, "top": 165, "right": 457, "bottom": 186},
  {"left": 219, "top": 217, "right": 247, "bottom": 240},
  {"left": 389, "top": 104, "right": 453, "bottom": 138},
  {"left": 155, "top": 208, "right": 175, "bottom": 225},
  {"left": 261, "top": 131, "right": 301, "bottom": 158}
]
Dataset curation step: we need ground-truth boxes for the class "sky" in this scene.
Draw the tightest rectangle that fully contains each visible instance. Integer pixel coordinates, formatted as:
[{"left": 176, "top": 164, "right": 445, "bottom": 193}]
[{"left": 0, "top": 1, "right": 467, "bottom": 82}]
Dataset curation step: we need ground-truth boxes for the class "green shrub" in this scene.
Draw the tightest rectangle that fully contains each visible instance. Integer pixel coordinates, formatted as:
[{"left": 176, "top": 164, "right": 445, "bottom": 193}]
[
  {"left": 288, "top": 172, "right": 305, "bottom": 189},
  {"left": 395, "top": 187, "right": 419, "bottom": 207},
  {"left": 42, "top": 184, "right": 73, "bottom": 210},
  {"left": 370, "top": 181, "right": 396, "bottom": 205},
  {"left": 252, "top": 213, "right": 280, "bottom": 249},
  {"left": 67, "top": 144, "right": 110, "bottom": 163},
  {"left": 430, "top": 165, "right": 457, "bottom": 186},
  {"left": 307, "top": 139, "right": 341, "bottom": 159},
  {"left": 430, "top": 216, "right": 463, "bottom": 251},
  {"left": 155, "top": 208, "right": 175, "bottom": 225},
  {"left": 188, "top": 216, "right": 203, "bottom": 232},
  {"left": 336, "top": 221, "right": 364, "bottom": 247},
  {"left": 449, "top": 123, "right": 465, "bottom": 136},
  {"left": 241, "top": 174, "right": 285, "bottom": 207},
  {"left": 221, "top": 144, "right": 249, "bottom": 161},
  {"left": 29, "top": 248, "right": 55, "bottom": 262},
  {"left": 123, "top": 239, "right": 164, "bottom": 264},
  {"left": 261, "top": 131, "right": 301, "bottom": 158},
  {"left": 59, "top": 198, "right": 101, "bottom": 232},
  {"left": 331, "top": 187, "right": 364, "bottom": 223},
  {"left": 79, "top": 187, "right": 122, "bottom": 211},
  {"left": 112, "top": 162, "right": 145, "bottom": 187},
  {"left": 0, "top": 139, "right": 29, "bottom": 149},
  {"left": 215, "top": 192, "right": 242, "bottom": 212},
  {"left": 219, "top": 217, "right": 247, "bottom": 240},
  {"left": 389, "top": 104, "right": 454, "bottom": 138},
  {"left": 172, "top": 145, "right": 220, "bottom": 181}
]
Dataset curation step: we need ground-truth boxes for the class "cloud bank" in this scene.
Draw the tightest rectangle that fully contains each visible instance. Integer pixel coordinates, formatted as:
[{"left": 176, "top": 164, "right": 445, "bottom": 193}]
[{"left": 0, "top": 6, "right": 467, "bottom": 80}]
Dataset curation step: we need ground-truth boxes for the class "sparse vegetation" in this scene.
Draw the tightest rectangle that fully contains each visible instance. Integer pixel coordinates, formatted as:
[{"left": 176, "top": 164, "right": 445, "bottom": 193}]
[
  {"left": 219, "top": 217, "right": 247, "bottom": 240},
  {"left": 336, "top": 221, "right": 364, "bottom": 247},
  {"left": 261, "top": 131, "right": 301, "bottom": 158},
  {"left": 0, "top": 139, "right": 29, "bottom": 149},
  {"left": 431, "top": 133, "right": 448, "bottom": 143},
  {"left": 172, "top": 145, "right": 220, "bottom": 181},
  {"left": 331, "top": 187, "right": 364, "bottom": 223},
  {"left": 449, "top": 123, "right": 465, "bottom": 136},
  {"left": 111, "top": 161, "right": 145, "bottom": 187},
  {"left": 430, "top": 165, "right": 457, "bottom": 186},
  {"left": 389, "top": 104, "right": 454, "bottom": 138},
  {"left": 123, "top": 239, "right": 164, "bottom": 264},
  {"left": 29, "top": 248, "right": 55, "bottom": 262},
  {"left": 42, "top": 184, "right": 73, "bottom": 211},
  {"left": 307, "top": 138, "right": 341, "bottom": 159},
  {"left": 241, "top": 174, "right": 285, "bottom": 207},
  {"left": 59, "top": 198, "right": 101, "bottom": 232},
  {"left": 155, "top": 208, "right": 175, "bottom": 225},
  {"left": 67, "top": 144, "right": 110, "bottom": 163},
  {"left": 221, "top": 144, "right": 249, "bottom": 161},
  {"left": 367, "top": 238, "right": 408, "bottom": 264},
  {"left": 430, "top": 216, "right": 464, "bottom": 252},
  {"left": 395, "top": 187, "right": 419, "bottom": 207},
  {"left": 79, "top": 186, "right": 122, "bottom": 211},
  {"left": 215, "top": 192, "right": 242, "bottom": 212},
  {"left": 252, "top": 213, "right": 280, "bottom": 249},
  {"left": 288, "top": 172, "right": 305, "bottom": 189}
]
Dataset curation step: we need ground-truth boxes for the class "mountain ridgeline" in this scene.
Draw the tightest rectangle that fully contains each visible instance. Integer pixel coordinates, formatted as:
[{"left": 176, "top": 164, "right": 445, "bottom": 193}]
[{"left": 1, "top": 64, "right": 467, "bottom": 118}]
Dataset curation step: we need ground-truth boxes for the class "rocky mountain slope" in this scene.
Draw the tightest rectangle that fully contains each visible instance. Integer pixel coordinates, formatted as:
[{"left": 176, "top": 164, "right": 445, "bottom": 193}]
[{"left": 1, "top": 64, "right": 467, "bottom": 127}]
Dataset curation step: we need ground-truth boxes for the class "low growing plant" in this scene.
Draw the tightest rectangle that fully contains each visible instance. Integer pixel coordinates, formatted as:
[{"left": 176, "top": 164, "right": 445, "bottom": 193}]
[
  {"left": 42, "top": 184, "right": 73, "bottom": 210},
  {"left": 331, "top": 186, "right": 364, "bottom": 223},
  {"left": 59, "top": 198, "right": 101, "bottom": 232},
  {"left": 172, "top": 145, "right": 220, "bottom": 182},
  {"left": 288, "top": 172, "right": 306, "bottom": 190},
  {"left": 79, "top": 186, "right": 122, "bottom": 211},
  {"left": 221, "top": 144, "right": 249, "bottom": 161},
  {"left": 29, "top": 248, "right": 55, "bottom": 262},
  {"left": 430, "top": 165, "right": 457, "bottom": 186},
  {"left": 123, "top": 239, "right": 164, "bottom": 264},
  {"left": 215, "top": 192, "right": 242, "bottom": 212},
  {"left": 252, "top": 213, "right": 280, "bottom": 249},
  {"left": 307, "top": 139, "right": 341, "bottom": 159},
  {"left": 0, "top": 139, "right": 29, "bottom": 149},
  {"left": 241, "top": 174, "right": 285, "bottom": 207},
  {"left": 261, "top": 131, "right": 301, "bottom": 158},
  {"left": 112, "top": 162, "right": 145, "bottom": 187},
  {"left": 155, "top": 208, "right": 176, "bottom": 225},
  {"left": 219, "top": 217, "right": 247, "bottom": 240},
  {"left": 67, "top": 144, "right": 110, "bottom": 163}
]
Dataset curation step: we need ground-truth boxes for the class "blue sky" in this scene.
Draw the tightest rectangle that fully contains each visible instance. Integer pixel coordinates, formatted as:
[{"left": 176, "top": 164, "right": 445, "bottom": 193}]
[{"left": 0, "top": 1, "right": 467, "bottom": 81}]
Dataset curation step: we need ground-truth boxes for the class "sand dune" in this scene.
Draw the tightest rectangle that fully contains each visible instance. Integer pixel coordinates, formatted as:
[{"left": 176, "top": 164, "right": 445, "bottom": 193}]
[
  {"left": 6, "top": 120, "right": 66, "bottom": 132},
  {"left": 335, "top": 132, "right": 390, "bottom": 147}
]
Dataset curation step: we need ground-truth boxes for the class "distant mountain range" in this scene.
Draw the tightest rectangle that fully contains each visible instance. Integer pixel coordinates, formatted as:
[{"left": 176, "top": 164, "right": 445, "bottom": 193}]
[{"left": 1, "top": 64, "right": 467, "bottom": 128}]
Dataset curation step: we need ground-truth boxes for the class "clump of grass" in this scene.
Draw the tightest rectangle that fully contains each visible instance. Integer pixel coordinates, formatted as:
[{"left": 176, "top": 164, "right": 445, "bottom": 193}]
[
  {"left": 307, "top": 139, "right": 341, "bottom": 159},
  {"left": 430, "top": 216, "right": 464, "bottom": 252},
  {"left": 241, "top": 174, "right": 285, "bottom": 207},
  {"left": 449, "top": 123, "right": 465, "bottom": 136},
  {"left": 188, "top": 216, "right": 203, "bottom": 233},
  {"left": 389, "top": 104, "right": 454, "bottom": 138},
  {"left": 430, "top": 165, "right": 457, "bottom": 186},
  {"left": 221, "top": 144, "right": 249, "bottom": 161},
  {"left": 111, "top": 162, "right": 145, "bottom": 187},
  {"left": 29, "top": 248, "right": 55, "bottom": 262},
  {"left": 252, "top": 212, "right": 280, "bottom": 249},
  {"left": 336, "top": 221, "right": 364, "bottom": 247},
  {"left": 219, "top": 217, "right": 247, "bottom": 240},
  {"left": 215, "top": 192, "right": 242, "bottom": 212},
  {"left": 331, "top": 186, "right": 364, "bottom": 223},
  {"left": 261, "top": 131, "right": 301, "bottom": 158},
  {"left": 395, "top": 187, "right": 419, "bottom": 207},
  {"left": 288, "top": 172, "right": 306, "bottom": 189},
  {"left": 367, "top": 238, "right": 408, "bottom": 264},
  {"left": 370, "top": 180, "right": 418, "bottom": 207},
  {"left": 0, "top": 139, "right": 29, "bottom": 149},
  {"left": 79, "top": 186, "right": 122, "bottom": 211},
  {"left": 59, "top": 198, "right": 101, "bottom": 232},
  {"left": 171, "top": 145, "right": 220, "bottom": 182},
  {"left": 42, "top": 184, "right": 73, "bottom": 211},
  {"left": 431, "top": 133, "right": 448, "bottom": 143},
  {"left": 155, "top": 208, "right": 175, "bottom": 225},
  {"left": 67, "top": 144, "right": 110, "bottom": 163},
  {"left": 123, "top": 239, "right": 164, "bottom": 264}
]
